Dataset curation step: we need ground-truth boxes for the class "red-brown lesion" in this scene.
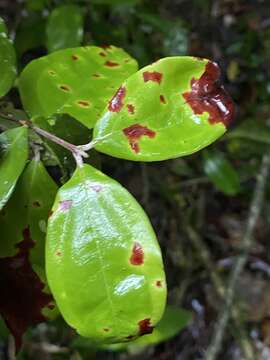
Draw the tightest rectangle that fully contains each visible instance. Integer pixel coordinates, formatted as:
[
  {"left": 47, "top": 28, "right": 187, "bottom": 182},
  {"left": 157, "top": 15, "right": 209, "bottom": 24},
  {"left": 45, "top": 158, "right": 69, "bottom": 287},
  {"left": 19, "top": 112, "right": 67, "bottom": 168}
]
[
  {"left": 129, "top": 242, "right": 144, "bottom": 265},
  {"left": 138, "top": 318, "right": 154, "bottom": 335},
  {"left": 77, "top": 100, "right": 90, "bottom": 108},
  {"left": 71, "top": 54, "right": 79, "bottom": 61},
  {"left": 105, "top": 60, "right": 120, "bottom": 67},
  {"left": 182, "top": 61, "right": 235, "bottom": 127},
  {"left": 143, "top": 71, "right": 163, "bottom": 84},
  {"left": 123, "top": 124, "right": 156, "bottom": 154},
  {"left": 108, "top": 86, "right": 126, "bottom": 112},
  {"left": 59, "top": 85, "right": 71, "bottom": 92},
  {"left": 0, "top": 227, "right": 54, "bottom": 352}
]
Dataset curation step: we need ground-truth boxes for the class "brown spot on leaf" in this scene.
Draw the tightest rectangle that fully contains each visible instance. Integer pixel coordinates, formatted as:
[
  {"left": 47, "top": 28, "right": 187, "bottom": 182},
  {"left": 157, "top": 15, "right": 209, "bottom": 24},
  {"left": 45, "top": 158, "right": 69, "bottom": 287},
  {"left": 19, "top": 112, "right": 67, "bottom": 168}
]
[
  {"left": 143, "top": 71, "right": 163, "bottom": 84},
  {"left": 130, "top": 242, "right": 144, "bottom": 265},
  {"left": 99, "top": 52, "right": 106, "bottom": 57},
  {"left": 77, "top": 100, "right": 90, "bottom": 108},
  {"left": 127, "top": 104, "right": 135, "bottom": 114},
  {"left": 59, "top": 85, "right": 71, "bottom": 92},
  {"left": 123, "top": 124, "right": 156, "bottom": 153},
  {"left": 59, "top": 200, "right": 72, "bottom": 211},
  {"left": 90, "top": 185, "right": 103, "bottom": 193},
  {"left": 100, "top": 44, "right": 112, "bottom": 49},
  {"left": 48, "top": 70, "right": 56, "bottom": 76},
  {"left": 71, "top": 54, "right": 79, "bottom": 60},
  {"left": 160, "top": 95, "right": 166, "bottom": 104},
  {"left": 0, "top": 227, "right": 54, "bottom": 352},
  {"left": 138, "top": 318, "right": 154, "bottom": 335},
  {"left": 156, "top": 280, "right": 162, "bottom": 287},
  {"left": 105, "top": 60, "right": 119, "bottom": 67},
  {"left": 33, "top": 201, "right": 41, "bottom": 208},
  {"left": 103, "top": 328, "right": 110, "bottom": 332},
  {"left": 55, "top": 251, "right": 62, "bottom": 257},
  {"left": 93, "top": 73, "right": 101, "bottom": 78},
  {"left": 182, "top": 61, "right": 235, "bottom": 127},
  {"left": 108, "top": 86, "right": 126, "bottom": 112}
]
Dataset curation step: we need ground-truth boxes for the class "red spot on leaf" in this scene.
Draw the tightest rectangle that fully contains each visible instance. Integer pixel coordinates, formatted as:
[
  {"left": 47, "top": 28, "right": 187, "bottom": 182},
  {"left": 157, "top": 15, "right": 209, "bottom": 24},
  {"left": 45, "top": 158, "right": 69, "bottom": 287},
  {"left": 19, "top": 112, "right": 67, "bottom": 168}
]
[
  {"left": 138, "top": 318, "right": 154, "bottom": 335},
  {"left": 59, "top": 85, "right": 71, "bottom": 92},
  {"left": 33, "top": 201, "right": 41, "bottom": 207},
  {"left": 123, "top": 124, "right": 156, "bottom": 153},
  {"left": 77, "top": 100, "right": 90, "bottom": 108},
  {"left": 156, "top": 280, "right": 162, "bottom": 287},
  {"left": 130, "top": 242, "right": 144, "bottom": 265},
  {"left": 105, "top": 60, "right": 119, "bottom": 67},
  {"left": 99, "top": 52, "right": 106, "bottom": 57},
  {"left": 0, "top": 227, "right": 53, "bottom": 352},
  {"left": 182, "top": 61, "right": 235, "bottom": 127},
  {"left": 127, "top": 104, "right": 135, "bottom": 114},
  {"left": 143, "top": 71, "right": 163, "bottom": 84},
  {"left": 160, "top": 95, "right": 166, "bottom": 104},
  {"left": 71, "top": 55, "right": 79, "bottom": 61},
  {"left": 108, "top": 86, "right": 126, "bottom": 112},
  {"left": 59, "top": 200, "right": 72, "bottom": 211},
  {"left": 90, "top": 185, "right": 102, "bottom": 193}
]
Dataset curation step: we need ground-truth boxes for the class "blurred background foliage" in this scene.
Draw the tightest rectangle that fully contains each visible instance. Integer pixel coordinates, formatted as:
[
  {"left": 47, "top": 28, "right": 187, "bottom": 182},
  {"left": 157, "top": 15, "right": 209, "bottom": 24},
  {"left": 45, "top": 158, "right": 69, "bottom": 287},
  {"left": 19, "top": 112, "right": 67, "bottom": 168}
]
[{"left": 1, "top": 0, "right": 270, "bottom": 359}]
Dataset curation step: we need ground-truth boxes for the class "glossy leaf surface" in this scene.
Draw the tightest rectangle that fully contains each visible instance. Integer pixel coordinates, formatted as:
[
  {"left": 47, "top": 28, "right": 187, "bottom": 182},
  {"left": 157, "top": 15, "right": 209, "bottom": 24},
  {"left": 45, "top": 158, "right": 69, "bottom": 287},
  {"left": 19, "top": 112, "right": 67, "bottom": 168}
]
[
  {"left": 202, "top": 150, "right": 240, "bottom": 196},
  {"left": 0, "top": 127, "right": 28, "bottom": 210},
  {"left": 19, "top": 46, "right": 138, "bottom": 128},
  {"left": 46, "top": 5, "right": 84, "bottom": 53},
  {"left": 0, "top": 18, "right": 16, "bottom": 97},
  {"left": 0, "top": 159, "right": 58, "bottom": 351},
  {"left": 101, "top": 305, "right": 192, "bottom": 351},
  {"left": 93, "top": 56, "right": 234, "bottom": 161},
  {"left": 46, "top": 164, "right": 166, "bottom": 342}
]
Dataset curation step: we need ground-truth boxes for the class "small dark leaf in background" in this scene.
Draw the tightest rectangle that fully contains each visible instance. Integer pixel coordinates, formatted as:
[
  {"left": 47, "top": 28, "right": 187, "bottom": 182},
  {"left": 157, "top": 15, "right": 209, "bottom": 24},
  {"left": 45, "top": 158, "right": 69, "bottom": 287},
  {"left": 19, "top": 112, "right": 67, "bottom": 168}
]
[{"left": 202, "top": 149, "right": 240, "bottom": 196}]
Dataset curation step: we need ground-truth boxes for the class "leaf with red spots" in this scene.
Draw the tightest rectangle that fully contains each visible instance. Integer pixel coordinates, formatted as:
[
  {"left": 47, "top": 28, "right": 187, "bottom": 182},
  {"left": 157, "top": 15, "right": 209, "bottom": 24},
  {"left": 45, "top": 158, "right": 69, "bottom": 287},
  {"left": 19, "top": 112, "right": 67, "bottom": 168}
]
[
  {"left": 0, "top": 18, "right": 16, "bottom": 97},
  {"left": 46, "top": 5, "right": 84, "bottom": 53},
  {"left": 0, "top": 127, "right": 28, "bottom": 210},
  {"left": 46, "top": 164, "right": 166, "bottom": 343},
  {"left": 99, "top": 306, "right": 192, "bottom": 352},
  {"left": 19, "top": 45, "right": 138, "bottom": 129},
  {"left": 93, "top": 57, "right": 234, "bottom": 161},
  {"left": 0, "top": 159, "right": 58, "bottom": 350}
]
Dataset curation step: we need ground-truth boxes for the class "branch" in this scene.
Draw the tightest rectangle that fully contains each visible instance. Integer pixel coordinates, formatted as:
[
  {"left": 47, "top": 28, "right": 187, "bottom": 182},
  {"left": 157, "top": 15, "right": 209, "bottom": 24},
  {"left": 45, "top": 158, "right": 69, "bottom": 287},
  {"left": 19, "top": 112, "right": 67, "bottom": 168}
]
[
  {"left": 0, "top": 112, "right": 89, "bottom": 167},
  {"left": 205, "top": 153, "right": 270, "bottom": 360}
]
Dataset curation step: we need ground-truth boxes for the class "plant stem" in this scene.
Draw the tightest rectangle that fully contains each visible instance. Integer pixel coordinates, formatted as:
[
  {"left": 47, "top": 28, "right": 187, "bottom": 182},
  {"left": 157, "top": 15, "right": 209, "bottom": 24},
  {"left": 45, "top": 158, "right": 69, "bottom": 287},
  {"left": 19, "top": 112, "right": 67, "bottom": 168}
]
[
  {"left": 205, "top": 153, "right": 270, "bottom": 360},
  {"left": 0, "top": 112, "right": 89, "bottom": 167}
]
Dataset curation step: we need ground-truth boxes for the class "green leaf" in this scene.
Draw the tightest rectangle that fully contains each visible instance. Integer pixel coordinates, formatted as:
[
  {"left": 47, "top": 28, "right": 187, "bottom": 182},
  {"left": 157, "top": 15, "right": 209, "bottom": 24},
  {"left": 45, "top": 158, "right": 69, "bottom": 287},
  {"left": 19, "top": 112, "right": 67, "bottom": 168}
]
[
  {"left": 0, "top": 159, "right": 58, "bottom": 350},
  {"left": 0, "top": 18, "right": 16, "bottom": 97},
  {"left": 46, "top": 163, "right": 167, "bottom": 343},
  {"left": 0, "top": 17, "right": 7, "bottom": 34},
  {"left": 132, "top": 305, "right": 191, "bottom": 346},
  {"left": 202, "top": 150, "right": 240, "bottom": 195},
  {"left": 25, "top": 0, "right": 49, "bottom": 11},
  {"left": 46, "top": 5, "right": 84, "bottom": 53},
  {"left": 93, "top": 57, "right": 234, "bottom": 161},
  {"left": 15, "top": 14, "right": 46, "bottom": 57},
  {"left": 228, "top": 119, "right": 270, "bottom": 145},
  {"left": 0, "top": 127, "right": 28, "bottom": 210},
  {"left": 19, "top": 45, "right": 138, "bottom": 128}
]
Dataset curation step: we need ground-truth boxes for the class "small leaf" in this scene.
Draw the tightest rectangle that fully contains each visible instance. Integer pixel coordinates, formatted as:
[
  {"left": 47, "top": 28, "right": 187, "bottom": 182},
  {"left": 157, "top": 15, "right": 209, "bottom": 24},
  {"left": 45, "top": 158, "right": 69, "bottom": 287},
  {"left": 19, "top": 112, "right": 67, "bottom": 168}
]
[
  {"left": 46, "top": 164, "right": 167, "bottom": 343},
  {"left": 15, "top": 14, "right": 46, "bottom": 57},
  {"left": 0, "top": 18, "right": 16, "bottom": 97},
  {"left": 228, "top": 119, "right": 270, "bottom": 145},
  {"left": 202, "top": 150, "right": 240, "bottom": 195},
  {"left": 19, "top": 45, "right": 138, "bottom": 128},
  {"left": 93, "top": 56, "right": 234, "bottom": 161},
  {"left": 0, "top": 159, "right": 58, "bottom": 351},
  {"left": 132, "top": 305, "right": 192, "bottom": 346},
  {"left": 46, "top": 5, "right": 84, "bottom": 53},
  {"left": 0, "top": 127, "right": 28, "bottom": 210}
]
